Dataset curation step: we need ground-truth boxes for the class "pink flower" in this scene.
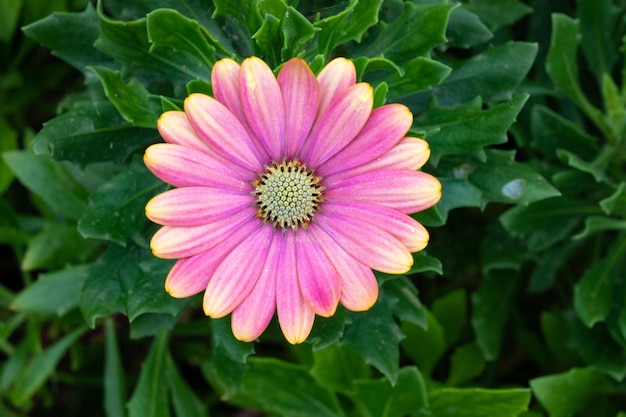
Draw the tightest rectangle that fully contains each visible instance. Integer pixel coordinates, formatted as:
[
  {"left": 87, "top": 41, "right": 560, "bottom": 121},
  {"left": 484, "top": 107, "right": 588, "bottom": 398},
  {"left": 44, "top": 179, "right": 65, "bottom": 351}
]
[{"left": 144, "top": 57, "right": 441, "bottom": 344}]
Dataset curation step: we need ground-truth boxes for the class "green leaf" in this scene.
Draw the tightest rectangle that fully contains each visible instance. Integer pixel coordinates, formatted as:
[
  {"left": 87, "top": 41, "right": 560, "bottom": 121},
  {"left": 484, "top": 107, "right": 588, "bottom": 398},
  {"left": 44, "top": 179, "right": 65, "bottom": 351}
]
[
  {"left": 12, "top": 265, "right": 89, "bottom": 317},
  {"left": 213, "top": 0, "right": 262, "bottom": 35},
  {"left": 427, "top": 388, "right": 531, "bottom": 417},
  {"left": 80, "top": 243, "right": 137, "bottom": 326},
  {"left": 0, "top": 117, "right": 18, "bottom": 193},
  {"left": 307, "top": 307, "right": 348, "bottom": 350},
  {"left": 127, "top": 331, "right": 170, "bottom": 417},
  {"left": 435, "top": 178, "right": 482, "bottom": 221},
  {"left": 3, "top": 150, "right": 87, "bottom": 219},
  {"left": 311, "top": 344, "right": 370, "bottom": 394},
  {"left": 147, "top": 8, "right": 218, "bottom": 74},
  {"left": 281, "top": 6, "right": 318, "bottom": 60},
  {"left": 227, "top": 357, "right": 345, "bottom": 417},
  {"left": 384, "top": 276, "right": 427, "bottom": 329},
  {"left": 432, "top": 289, "right": 466, "bottom": 348},
  {"left": 540, "top": 312, "right": 579, "bottom": 367},
  {"left": 600, "top": 182, "right": 626, "bottom": 218},
  {"left": 446, "top": 6, "right": 493, "bottom": 48},
  {"left": 530, "top": 105, "right": 598, "bottom": 159},
  {"left": 166, "top": 354, "right": 207, "bottom": 417},
  {"left": 351, "top": 367, "right": 428, "bottom": 417},
  {"left": 21, "top": 224, "right": 97, "bottom": 271},
  {"left": 342, "top": 295, "right": 404, "bottom": 384},
  {"left": 464, "top": 0, "right": 531, "bottom": 31},
  {"left": 573, "top": 216, "right": 626, "bottom": 240},
  {"left": 22, "top": 4, "right": 116, "bottom": 76},
  {"left": 446, "top": 343, "right": 486, "bottom": 386},
  {"left": 33, "top": 100, "right": 161, "bottom": 166},
  {"left": 104, "top": 318, "right": 127, "bottom": 417},
  {"left": 574, "top": 233, "right": 626, "bottom": 327},
  {"left": 481, "top": 223, "right": 526, "bottom": 273},
  {"left": 469, "top": 149, "right": 561, "bottom": 206},
  {"left": 10, "top": 327, "right": 87, "bottom": 406},
  {"left": 578, "top": 0, "right": 619, "bottom": 78},
  {"left": 471, "top": 271, "right": 519, "bottom": 361},
  {"left": 314, "top": 0, "right": 358, "bottom": 59},
  {"left": 130, "top": 313, "right": 179, "bottom": 339},
  {"left": 434, "top": 42, "right": 537, "bottom": 107},
  {"left": 400, "top": 310, "right": 446, "bottom": 376},
  {"left": 0, "top": 0, "right": 22, "bottom": 42},
  {"left": 417, "top": 94, "right": 528, "bottom": 165},
  {"left": 386, "top": 57, "right": 451, "bottom": 100},
  {"left": 252, "top": 13, "right": 281, "bottom": 66},
  {"left": 530, "top": 368, "right": 613, "bottom": 417},
  {"left": 358, "top": 2, "right": 455, "bottom": 62},
  {"left": 211, "top": 316, "right": 254, "bottom": 364},
  {"left": 89, "top": 67, "right": 163, "bottom": 128},
  {"left": 78, "top": 157, "right": 164, "bottom": 245}
]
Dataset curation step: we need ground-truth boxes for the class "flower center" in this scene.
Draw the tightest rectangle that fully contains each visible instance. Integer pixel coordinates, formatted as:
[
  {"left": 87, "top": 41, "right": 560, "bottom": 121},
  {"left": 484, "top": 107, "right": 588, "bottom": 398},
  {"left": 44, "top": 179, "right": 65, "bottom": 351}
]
[{"left": 253, "top": 160, "right": 324, "bottom": 230}]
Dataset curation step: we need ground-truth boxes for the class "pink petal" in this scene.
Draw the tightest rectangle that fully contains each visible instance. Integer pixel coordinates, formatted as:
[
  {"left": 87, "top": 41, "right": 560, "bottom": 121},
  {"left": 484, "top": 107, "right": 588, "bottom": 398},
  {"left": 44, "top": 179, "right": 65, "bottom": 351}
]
[
  {"left": 144, "top": 143, "right": 253, "bottom": 188},
  {"left": 308, "top": 225, "right": 378, "bottom": 311},
  {"left": 150, "top": 207, "right": 258, "bottom": 259},
  {"left": 231, "top": 232, "right": 281, "bottom": 342},
  {"left": 203, "top": 225, "right": 273, "bottom": 318},
  {"left": 158, "top": 111, "right": 213, "bottom": 153},
  {"left": 301, "top": 83, "right": 373, "bottom": 168},
  {"left": 328, "top": 137, "right": 431, "bottom": 182},
  {"left": 315, "top": 211, "right": 413, "bottom": 274},
  {"left": 295, "top": 231, "right": 340, "bottom": 316},
  {"left": 185, "top": 94, "right": 266, "bottom": 172},
  {"left": 240, "top": 57, "right": 285, "bottom": 161},
  {"left": 325, "top": 169, "right": 442, "bottom": 214},
  {"left": 164, "top": 219, "right": 260, "bottom": 297},
  {"left": 212, "top": 59, "right": 246, "bottom": 124},
  {"left": 322, "top": 200, "right": 429, "bottom": 252},
  {"left": 145, "top": 187, "right": 254, "bottom": 227},
  {"left": 276, "top": 231, "right": 315, "bottom": 344},
  {"left": 278, "top": 58, "right": 320, "bottom": 159},
  {"left": 316, "top": 104, "right": 412, "bottom": 176},
  {"left": 317, "top": 57, "right": 356, "bottom": 116}
]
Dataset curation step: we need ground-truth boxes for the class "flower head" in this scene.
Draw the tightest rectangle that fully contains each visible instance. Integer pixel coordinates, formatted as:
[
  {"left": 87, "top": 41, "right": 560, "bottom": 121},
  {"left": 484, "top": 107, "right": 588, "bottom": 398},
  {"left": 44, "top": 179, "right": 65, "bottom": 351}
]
[{"left": 144, "top": 57, "right": 441, "bottom": 344}]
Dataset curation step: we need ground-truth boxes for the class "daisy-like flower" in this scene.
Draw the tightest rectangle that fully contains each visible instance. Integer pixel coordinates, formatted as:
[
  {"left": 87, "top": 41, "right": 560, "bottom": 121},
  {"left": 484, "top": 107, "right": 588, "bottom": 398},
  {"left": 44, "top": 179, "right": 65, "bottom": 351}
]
[{"left": 144, "top": 57, "right": 441, "bottom": 344}]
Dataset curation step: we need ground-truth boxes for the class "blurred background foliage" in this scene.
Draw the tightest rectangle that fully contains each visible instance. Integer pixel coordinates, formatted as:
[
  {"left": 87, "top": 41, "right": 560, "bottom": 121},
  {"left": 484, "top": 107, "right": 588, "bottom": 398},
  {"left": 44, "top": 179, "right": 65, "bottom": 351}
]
[{"left": 1, "top": 0, "right": 626, "bottom": 416}]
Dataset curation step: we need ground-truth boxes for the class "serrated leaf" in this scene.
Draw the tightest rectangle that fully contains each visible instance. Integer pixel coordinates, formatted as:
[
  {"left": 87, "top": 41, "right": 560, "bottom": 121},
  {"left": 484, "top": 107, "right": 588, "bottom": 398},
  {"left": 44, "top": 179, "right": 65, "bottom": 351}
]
[
  {"left": 213, "top": 0, "right": 262, "bottom": 35},
  {"left": 384, "top": 276, "right": 427, "bottom": 329},
  {"left": 469, "top": 149, "right": 560, "bottom": 206},
  {"left": 464, "top": 0, "right": 531, "bottom": 31},
  {"left": 428, "top": 388, "right": 531, "bottom": 417},
  {"left": 33, "top": 100, "right": 161, "bottom": 166},
  {"left": 573, "top": 216, "right": 626, "bottom": 240},
  {"left": 147, "top": 8, "right": 218, "bottom": 76},
  {"left": 574, "top": 234, "right": 626, "bottom": 327},
  {"left": 358, "top": 2, "right": 455, "bottom": 62},
  {"left": 434, "top": 42, "right": 537, "bottom": 107},
  {"left": 600, "top": 182, "right": 626, "bottom": 218},
  {"left": 252, "top": 13, "right": 281, "bottom": 66},
  {"left": 129, "top": 313, "right": 179, "bottom": 339},
  {"left": 12, "top": 265, "right": 89, "bottom": 317},
  {"left": 3, "top": 150, "right": 87, "bottom": 219},
  {"left": 436, "top": 178, "right": 482, "bottom": 221},
  {"left": 306, "top": 307, "right": 348, "bottom": 350},
  {"left": 104, "top": 318, "right": 127, "bottom": 417},
  {"left": 78, "top": 157, "right": 164, "bottom": 245},
  {"left": 557, "top": 149, "right": 608, "bottom": 182},
  {"left": 127, "top": 331, "right": 170, "bottom": 417},
  {"left": 352, "top": 367, "right": 428, "bottom": 417},
  {"left": 22, "top": 4, "right": 116, "bottom": 76},
  {"left": 417, "top": 94, "right": 528, "bottom": 165},
  {"left": 386, "top": 57, "right": 451, "bottom": 100},
  {"left": 471, "top": 271, "right": 519, "bottom": 361},
  {"left": 530, "top": 368, "right": 613, "bottom": 417},
  {"left": 211, "top": 316, "right": 255, "bottom": 364},
  {"left": 89, "top": 67, "right": 163, "bottom": 128},
  {"left": 10, "top": 327, "right": 86, "bottom": 406},
  {"left": 314, "top": 0, "right": 358, "bottom": 58},
  {"left": 281, "top": 6, "right": 318, "bottom": 60},
  {"left": 342, "top": 296, "right": 404, "bottom": 384}
]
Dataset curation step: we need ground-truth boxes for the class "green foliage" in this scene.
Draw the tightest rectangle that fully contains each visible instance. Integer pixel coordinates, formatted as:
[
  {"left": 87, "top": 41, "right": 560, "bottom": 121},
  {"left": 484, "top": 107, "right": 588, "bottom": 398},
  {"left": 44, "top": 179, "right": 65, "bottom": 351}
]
[{"left": 4, "top": 0, "right": 626, "bottom": 416}]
